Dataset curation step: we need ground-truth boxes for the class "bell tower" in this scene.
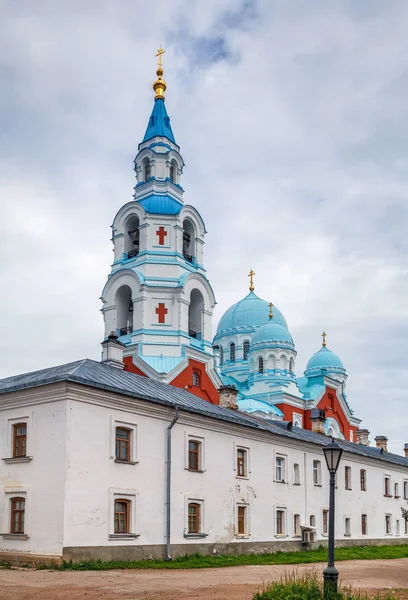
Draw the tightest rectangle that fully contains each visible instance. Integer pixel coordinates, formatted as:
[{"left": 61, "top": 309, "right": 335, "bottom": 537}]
[{"left": 100, "top": 48, "right": 221, "bottom": 403}]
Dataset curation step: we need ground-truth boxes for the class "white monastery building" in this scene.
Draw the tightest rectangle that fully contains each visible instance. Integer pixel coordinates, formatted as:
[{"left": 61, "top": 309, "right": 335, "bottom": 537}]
[{"left": 1, "top": 52, "right": 408, "bottom": 564}]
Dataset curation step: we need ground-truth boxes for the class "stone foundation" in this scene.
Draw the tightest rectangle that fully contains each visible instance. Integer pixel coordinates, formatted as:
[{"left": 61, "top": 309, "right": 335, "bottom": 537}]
[{"left": 0, "top": 551, "right": 62, "bottom": 567}]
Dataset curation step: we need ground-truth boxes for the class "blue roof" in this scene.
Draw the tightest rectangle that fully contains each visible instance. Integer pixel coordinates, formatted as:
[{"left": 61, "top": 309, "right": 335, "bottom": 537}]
[
  {"left": 0, "top": 358, "right": 407, "bottom": 469},
  {"left": 215, "top": 292, "right": 288, "bottom": 338},
  {"left": 238, "top": 397, "right": 284, "bottom": 417},
  {"left": 142, "top": 98, "right": 176, "bottom": 144},
  {"left": 305, "top": 346, "right": 345, "bottom": 377},
  {"left": 252, "top": 319, "right": 294, "bottom": 346},
  {"left": 141, "top": 355, "right": 184, "bottom": 374},
  {"left": 138, "top": 193, "right": 182, "bottom": 215}
]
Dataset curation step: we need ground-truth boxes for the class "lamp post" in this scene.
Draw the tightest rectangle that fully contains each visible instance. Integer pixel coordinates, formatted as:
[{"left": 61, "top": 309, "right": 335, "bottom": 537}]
[{"left": 322, "top": 439, "right": 343, "bottom": 598}]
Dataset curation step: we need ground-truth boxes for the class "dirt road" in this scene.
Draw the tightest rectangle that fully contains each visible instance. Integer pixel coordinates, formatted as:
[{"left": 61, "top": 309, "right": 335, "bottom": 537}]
[{"left": 0, "top": 559, "right": 407, "bottom": 600}]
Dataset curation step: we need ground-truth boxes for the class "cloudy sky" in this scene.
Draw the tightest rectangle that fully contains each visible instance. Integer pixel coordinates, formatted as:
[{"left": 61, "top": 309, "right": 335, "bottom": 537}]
[{"left": 1, "top": 0, "right": 407, "bottom": 453}]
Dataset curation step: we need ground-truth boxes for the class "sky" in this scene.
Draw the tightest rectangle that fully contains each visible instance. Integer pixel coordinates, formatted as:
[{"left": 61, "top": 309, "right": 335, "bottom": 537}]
[{"left": 1, "top": 0, "right": 408, "bottom": 454}]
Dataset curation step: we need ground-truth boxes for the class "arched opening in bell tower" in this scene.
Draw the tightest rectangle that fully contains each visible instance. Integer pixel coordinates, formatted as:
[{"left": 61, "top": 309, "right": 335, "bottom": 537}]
[
  {"left": 182, "top": 219, "right": 195, "bottom": 264},
  {"left": 124, "top": 216, "right": 140, "bottom": 259},
  {"left": 115, "top": 285, "right": 134, "bottom": 336},
  {"left": 143, "top": 158, "right": 151, "bottom": 181},
  {"left": 188, "top": 289, "right": 204, "bottom": 340}
]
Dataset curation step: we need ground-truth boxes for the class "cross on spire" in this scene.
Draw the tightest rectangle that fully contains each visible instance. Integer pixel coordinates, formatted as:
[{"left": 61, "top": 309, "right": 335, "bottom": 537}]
[
  {"left": 248, "top": 269, "right": 255, "bottom": 291},
  {"left": 322, "top": 331, "right": 327, "bottom": 347},
  {"left": 269, "top": 302, "right": 274, "bottom": 319},
  {"left": 156, "top": 46, "right": 165, "bottom": 68}
]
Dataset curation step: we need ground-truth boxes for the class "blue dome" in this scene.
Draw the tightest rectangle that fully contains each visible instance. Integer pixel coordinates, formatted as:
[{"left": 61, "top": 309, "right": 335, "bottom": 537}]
[
  {"left": 305, "top": 346, "right": 345, "bottom": 376},
  {"left": 238, "top": 397, "right": 284, "bottom": 418},
  {"left": 251, "top": 320, "right": 294, "bottom": 346},
  {"left": 215, "top": 292, "right": 288, "bottom": 337}
]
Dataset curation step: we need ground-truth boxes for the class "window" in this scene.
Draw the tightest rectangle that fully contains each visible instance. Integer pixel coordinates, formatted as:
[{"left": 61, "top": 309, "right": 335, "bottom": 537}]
[
  {"left": 395, "top": 482, "right": 400, "bottom": 498},
  {"left": 115, "top": 427, "right": 131, "bottom": 462},
  {"left": 293, "top": 514, "right": 301, "bottom": 536},
  {"left": 237, "top": 448, "right": 247, "bottom": 478},
  {"left": 114, "top": 499, "right": 130, "bottom": 534},
  {"left": 144, "top": 159, "right": 151, "bottom": 181},
  {"left": 361, "top": 514, "right": 367, "bottom": 535},
  {"left": 192, "top": 371, "right": 200, "bottom": 387},
  {"left": 310, "top": 514, "right": 316, "bottom": 528},
  {"left": 405, "top": 519, "right": 408, "bottom": 535},
  {"left": 322, "top": 510, "right": 329, "bottom": 535},
  {"left": 313, "top": 460, "right": 321, "bottom": 485},
  {"left": 360, "top": 469, "right": 366, "bottom": 491},
  {"left": 188, "top": 503, "right": 201, "bottom": 534},
  {"left": 293, "top": 463, "right": 300, "bottom": 485},
  {"left": 188, "top": 440, "right": 201, "bottom": 471},
  {"left": 276, "top": 510, "right": 286, "bottom": 535},
  {"left": 345, "top": 466, "right": 351, "bottom": 490},
  {"left": 385, "top": 514, "right": 392, "bottom": 534},
  {"left": 219, "top": 347, "right": 224, "bottom": 364},
  {"left": 344, "top": 517, "right": 351, "bottom": 536},
  {"left": 243, "top": 341, "right": 249, "bottom": 361},
  {"left": 10, "top": 498, "right": 25, "bottom": 534},
  {"left": 396, "top": 519, "right": 400, "bottom": 536},
  {"left": 276, "top": 457, "right": 285, "bottom": 482},
  {"left": 230, "top": 343, "right": 235, "bottom": 363},
  {"left": 404, "top": 481, "right": 408, "bottom": 500},
  {"left": 13, "top": 423, "right": 27, "bottom": 458},
  {"left": 384, "top": 476, "right": 391, "bottom": 496},
  {"left": 169, "top": 163, "right": 175, "bottom": 182},
  {"left": 237, "top": 505, "right": 247, "bottom": 535},
  {"left": 258, "top": 357, "right": 264, "bottom": 374}
]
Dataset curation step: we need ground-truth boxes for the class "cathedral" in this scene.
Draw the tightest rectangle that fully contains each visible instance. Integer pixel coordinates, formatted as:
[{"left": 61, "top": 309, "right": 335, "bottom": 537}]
[
  {"left": 1, "top": 52, "right": 407, "bottom": 564},
  {"left": 101, "top": 50, "right": 360, "bottom": 443}
]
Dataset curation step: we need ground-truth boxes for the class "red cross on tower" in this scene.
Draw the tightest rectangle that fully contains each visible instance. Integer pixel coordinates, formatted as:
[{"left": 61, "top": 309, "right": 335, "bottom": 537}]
[
  {"left": 156, "top": 226, "right": 167, "bottom": 245},
  {"left": 156, "top": 303, "right": 168, "bottom": 324}
]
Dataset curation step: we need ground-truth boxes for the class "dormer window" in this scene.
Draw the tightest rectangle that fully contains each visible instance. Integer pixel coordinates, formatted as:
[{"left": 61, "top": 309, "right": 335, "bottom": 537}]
[{"left": 144, "top": 159, "right": 151, "bottom": 181}]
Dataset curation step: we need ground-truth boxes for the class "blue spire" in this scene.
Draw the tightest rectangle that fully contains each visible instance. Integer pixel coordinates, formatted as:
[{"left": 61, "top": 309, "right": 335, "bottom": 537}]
[{"left": 142, "top": 98, "right": 176, "bottom": 144}]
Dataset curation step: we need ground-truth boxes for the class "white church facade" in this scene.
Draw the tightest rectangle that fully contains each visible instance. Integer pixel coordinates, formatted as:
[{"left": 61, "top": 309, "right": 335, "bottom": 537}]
[{"left": 0, "top": 52, "right": 407, "bottom": 564}]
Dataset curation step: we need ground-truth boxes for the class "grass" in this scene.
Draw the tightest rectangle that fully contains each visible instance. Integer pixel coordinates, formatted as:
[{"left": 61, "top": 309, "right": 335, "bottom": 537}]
[
  {"left": 49, "top": 543, "right": 408, "bottom": 571},
  {"left": 253, "top": 571, "right": 396, "bottom": 600}
]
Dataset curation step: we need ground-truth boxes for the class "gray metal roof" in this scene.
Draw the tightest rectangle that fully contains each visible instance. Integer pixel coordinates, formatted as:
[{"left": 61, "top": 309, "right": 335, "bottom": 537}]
[{"left": 1, "top": 358, "right": 407, "bottom": 470}]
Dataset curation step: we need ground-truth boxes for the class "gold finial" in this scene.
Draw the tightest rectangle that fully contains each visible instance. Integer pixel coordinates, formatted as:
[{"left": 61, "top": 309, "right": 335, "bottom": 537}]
[
  {"left": 248, "top": 269, "right": 255, "bottom": 291},
  {"left": 153, "top": 46, "right": 167, "bottom": 100},
  {"left": 322, "top": 331, "right": 327, "bottom": 347},
  {"left": 269, "top": 302, "right": 274, "bottom": 319}
]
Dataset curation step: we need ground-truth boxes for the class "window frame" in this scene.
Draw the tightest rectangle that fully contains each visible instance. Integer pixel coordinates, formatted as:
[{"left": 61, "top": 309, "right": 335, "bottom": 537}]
[
  {"left": 115, "top": 426, "right": 131, "bottom": 462},
  {"left": 275, "top": 455, "right": 286, "bottom": 483},
  {"left": 111, "top": 419, "right": 138, "bottom": 464},
  {"left": 293, "top": 513, "right": 301, "bottom": 537},
  {"left": 322, "top": 509, "right": 329, "bottom": 536},
  {"left": 313, "top": 460, "right": 321, "bottom": 486},
  {"left": 404, "top": 480, "right": 408, "bottom": 500},
  {"left": 144, "top": 158, "right": 151, "bottom": 181},
  {"left": 188, "top": 439, "right": 202, "bottom": 472},
  {"left": 345, "top": 466, "right": 352, "bottom": 490},
  {"left": 236, "top": 447, "right": 248, "bottom": 478},
  {"left": 1, "top": 489, "right": 30, "bottom": 539},
  {"left": 258, "top": 356, "right": 264, "bottom": 374},
  {"left": 109, "top": 488, "right": 138, "bottom": 539},
  {"left": 114, "top": 498, "right": 130, "bottom": 534},
  {"left": 360, "top": 469, "right": 366, "bottom": 491},
  {"left": 192, "top": 371, "right": 200, "bottom": 387},
  {"left": 361, "top": 514, "right": 367, "bottom": 536},
  {"left": 3, "top": 416, "right": 32, "bottom": 462},
  {"left": 12, "top": 423, "right": 27, "bottom": 459},
  {"left": 384, "top": 475, "right": 392, "bottom": 497},
  {"left": 243, "top": 341, "right": 250, "bottom": 361},
  {"left": 344, "top": 516, "right": 351, "bottom": 537},
  {"left": 293, "top": 463, "right": 300, "bottom": 485},
  {"left": 385, "top": 513, "right": 392, "bottom": 535},
  {"left": 10, "top": 497, "right": 25, "bottom": 535},
  {"left": 229, "top": 343, "right": 236, "bottom": 363},
  {"left": 236, "top": 504, "right": 249, "bottom": 537},
  {"left": 394, "top": 482, "right": 400, "bottom": 498},
  {"left": 185, "top": 434, "right": 205, "bottom": 472},
  {"left": 187, "top": 502, "right": 201, "bottom": 534}
]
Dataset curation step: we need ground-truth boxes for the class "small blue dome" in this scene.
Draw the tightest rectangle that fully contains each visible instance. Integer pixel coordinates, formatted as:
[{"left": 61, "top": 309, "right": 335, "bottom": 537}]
[
  {"left": 305, "top": 346, "right": 345, "bottom": 376},
  {"left": 251, "top": 320, "right": 294, "bottom": 346},
  {"left": 215, "top": 292, "right": 288, "bottom": 337},
  {"left": 238, "top": 397, "right": 284, "bottom": 417}
]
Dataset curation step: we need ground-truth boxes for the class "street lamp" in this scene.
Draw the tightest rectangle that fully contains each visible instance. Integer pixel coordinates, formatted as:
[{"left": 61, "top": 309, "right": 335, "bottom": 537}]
[{"left": 322, "top": 439, "right": 343, "bottom": 598}]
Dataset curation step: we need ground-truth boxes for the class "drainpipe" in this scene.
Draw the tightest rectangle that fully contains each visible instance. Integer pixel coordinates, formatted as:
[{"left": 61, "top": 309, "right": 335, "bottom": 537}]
[{"left": 166, "top": 407, "right": 180, "bottom": 560}]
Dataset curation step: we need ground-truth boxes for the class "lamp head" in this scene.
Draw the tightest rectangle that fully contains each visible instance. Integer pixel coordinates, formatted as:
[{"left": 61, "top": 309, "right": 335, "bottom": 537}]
[{"left": 323, "top": 438, "right": 343, "bottom": 474}]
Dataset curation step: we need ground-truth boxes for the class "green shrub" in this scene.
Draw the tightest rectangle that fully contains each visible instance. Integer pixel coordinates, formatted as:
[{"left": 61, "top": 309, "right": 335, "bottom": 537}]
[{"left": 253, "top": 572, "right": 395, "bottom": 600}]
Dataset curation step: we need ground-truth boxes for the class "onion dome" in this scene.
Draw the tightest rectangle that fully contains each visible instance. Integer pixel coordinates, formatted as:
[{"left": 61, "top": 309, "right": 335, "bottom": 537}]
[
  {"left": 215, "top": 291, "right": 288, "bottom": 339},
  {"left": 305, "top": 345, "right": 346, "bottom": 378},
  {"left": 252, "top": 321, "right": 294, "bottom": 346}
]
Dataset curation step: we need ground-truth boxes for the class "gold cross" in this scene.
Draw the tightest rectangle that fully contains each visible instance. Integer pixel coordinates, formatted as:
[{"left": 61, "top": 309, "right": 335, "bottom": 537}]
[
  {"left": 156, "top": 46, "right": 165, "bottom": 68},
  {"left": 269, "top": 302, "right": 274, "bottom": 319},
  {"left": 248, "top": 269, "right": 255, "bottom": 291},
  {"left": 322, "top": 331, "right": 327, "bottom": 347}
]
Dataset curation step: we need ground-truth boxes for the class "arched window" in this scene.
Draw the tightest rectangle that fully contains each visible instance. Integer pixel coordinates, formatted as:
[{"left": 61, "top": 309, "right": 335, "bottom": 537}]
[
  {"left": 115, "top": 285, "right": 133, "bottom": 335},
  {"left": 144, "top": 158, "right": 151, "bottom": 181},
  {"left": 182, "top": 219, "right": 195, "bottom": 263},
  {"left": 289, "top": 357, "right": 294, "bottom": 373},
  {"left": 169, "top": 160, "right": 177, "bottom": 183},
  {"left": 243, "top": 341, "right": 249, "bottom": 361},
  {"left": 258, "top": 357, "right": 264, "bottom": 373},
  {"left": 219, "top": 347, "right": 224, "bottom": 364},
  {"left": 280, "top": 355, "right": 287, "bottom": 370},
  {"left": 10, "top": 497, "right": 25, "bottom": 534},
  {"left": 124, "top": 215, "right": 140, "bottom": 259},
  {"left": 188, "top": 289, "right": 204, "bottom": 340},
  {"left": 169, "top": 163, "right": 174, "bottom": 182},
  {"left": 269, "top": 355, "right": 276, "bottom": 370},
  {"left": 230, "top": 343, "right": 236, "bottom": 363},
  {"left": 114, "top": 499, "right": 130, "bottom": 534},
  {"left": 188, "top": 503, "right": 201, "bottom": 534},
  {"left": 192, "top": 371, "right": 200, "bottom": 387}
]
